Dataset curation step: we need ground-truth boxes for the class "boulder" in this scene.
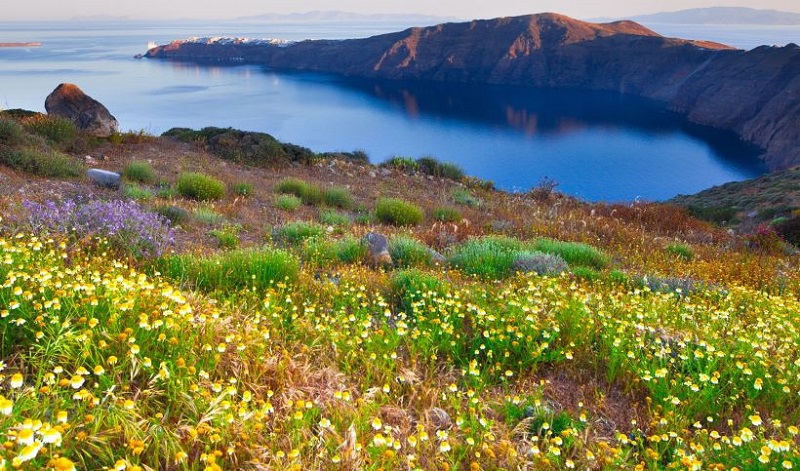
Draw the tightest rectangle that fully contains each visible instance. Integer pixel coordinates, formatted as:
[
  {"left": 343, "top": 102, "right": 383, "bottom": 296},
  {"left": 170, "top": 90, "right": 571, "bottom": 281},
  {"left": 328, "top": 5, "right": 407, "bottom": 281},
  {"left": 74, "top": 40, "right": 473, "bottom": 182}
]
[
  {"left": 87, "top": 168, "right": 121, "bottom": 190},
  {"left": 365, "top": 232, "right": 392, "bottom": 266},
  {"left": 45, "top": 83, "right": 118, "bottom": 137}
]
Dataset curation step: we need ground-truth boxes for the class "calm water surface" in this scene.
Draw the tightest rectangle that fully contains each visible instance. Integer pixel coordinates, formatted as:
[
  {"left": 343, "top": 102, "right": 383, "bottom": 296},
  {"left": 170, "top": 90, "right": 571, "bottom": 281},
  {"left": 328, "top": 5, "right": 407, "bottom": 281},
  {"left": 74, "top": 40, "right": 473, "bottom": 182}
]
[{"left": 0, "top": 20, "right": 787, "bottom": 201}]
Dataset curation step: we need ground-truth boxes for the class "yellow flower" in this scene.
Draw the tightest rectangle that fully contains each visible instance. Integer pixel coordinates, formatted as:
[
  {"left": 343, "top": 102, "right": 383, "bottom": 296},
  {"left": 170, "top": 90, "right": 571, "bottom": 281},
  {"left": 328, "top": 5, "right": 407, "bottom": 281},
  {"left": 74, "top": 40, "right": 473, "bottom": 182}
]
[
  {"left": 52, "top": 457, "right": 77, "bottom": 471},
  {"left": 439, "top": 440, "right": 451, "bottom": 453},
  {"left": 0, "top": 397, "right": 13, "bottom": 415},
  {"left": 114, "top": 459, "right": 127, "bottom": 470},
  {"left": 9, "top": 373, "right": 23, "bottom": 389},
  {"left": 15, "top": 442, "right": 42, "bottom": 464},
  {"left": 750, "top": 414, "right": 763, "bottom": 427},
  {"left": 70, "top": 375, "right": 85, "bottom": 389},
  {"left": 371, "top": 417, "right": 382, "bottom": 431},
  {"left": 16, "top": 428, "right": 35, "bottom": 446}
]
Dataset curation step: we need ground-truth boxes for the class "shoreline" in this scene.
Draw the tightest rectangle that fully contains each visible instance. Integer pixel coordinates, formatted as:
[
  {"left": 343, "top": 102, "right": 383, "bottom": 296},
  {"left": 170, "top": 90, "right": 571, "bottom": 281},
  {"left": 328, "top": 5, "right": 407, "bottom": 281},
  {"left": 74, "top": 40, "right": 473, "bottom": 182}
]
[{"left": 0, "top": 42, "right": 42, "bottom": 47}]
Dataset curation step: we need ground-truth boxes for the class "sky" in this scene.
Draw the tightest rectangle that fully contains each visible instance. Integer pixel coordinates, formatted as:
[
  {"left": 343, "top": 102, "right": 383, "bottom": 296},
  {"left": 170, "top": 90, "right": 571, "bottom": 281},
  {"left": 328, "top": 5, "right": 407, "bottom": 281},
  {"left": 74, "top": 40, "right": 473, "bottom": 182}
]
[{"left": 6, "top": 0, "right": 800, "bottom": 21}]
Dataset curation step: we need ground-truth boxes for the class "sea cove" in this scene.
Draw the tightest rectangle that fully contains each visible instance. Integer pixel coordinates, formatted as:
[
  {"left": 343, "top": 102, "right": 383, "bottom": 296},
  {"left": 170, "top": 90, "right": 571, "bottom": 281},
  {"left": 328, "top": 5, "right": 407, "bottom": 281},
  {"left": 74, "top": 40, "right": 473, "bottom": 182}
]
[{"left": 1, "top": 20, "right": 787, "bottom": 201}]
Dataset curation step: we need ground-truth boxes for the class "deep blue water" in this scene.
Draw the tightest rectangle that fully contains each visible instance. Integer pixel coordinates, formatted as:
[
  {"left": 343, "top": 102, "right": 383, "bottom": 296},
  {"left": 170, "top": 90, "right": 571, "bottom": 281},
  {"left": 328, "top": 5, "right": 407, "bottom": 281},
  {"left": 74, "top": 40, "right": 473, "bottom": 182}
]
[{"left": 0, "top": 20, "right": 790, "bottom": 201}]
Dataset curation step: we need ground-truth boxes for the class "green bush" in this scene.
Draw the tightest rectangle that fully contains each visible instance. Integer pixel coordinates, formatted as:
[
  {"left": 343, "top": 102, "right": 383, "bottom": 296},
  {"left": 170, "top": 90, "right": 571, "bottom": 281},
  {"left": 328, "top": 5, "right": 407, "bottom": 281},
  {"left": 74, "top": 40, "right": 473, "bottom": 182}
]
[
  {"left": 0, "top": 146, "right": 82, "bottom": 177},
  {"left": 416, "top": 157, "right": 464, "bottom": 180},
  {"left": 158, "top": 247, "right": 299, "bottom": 292},
  {"left": 374, "top": 198, "right": 424, "bottom": 226},
  {"left": 194, "top": 206, "right": 225, "bottom": 226},
  {"left": 452, "top": 188, "right": 481, "bottom": 207},
  {"left": 323, "top": 186, "right": 355, "bottom": 209},
  {"left": 274, "top": 221, "right": 326, "bottom": 245},
  {"left": 155, "top": 205, "right": 190, "bottom": 225},
  {"left": 209, "top": 225, "right": 241, "bottom": 249},
  {"left": 512, "top": 251, "right": 569, "bottom": 276},
  {"left": 22, "top": 115, "right": 77, "bottom": 148},
  {"left": 449, "top": 236, "right": 522, "bottom": 279},
  {"left": 319, "top": 209, "right": 350, "bottom": 227},
  {"left": 275, "top": 195, "right": 302, "bottom": 212},
  {"left": 123, "top": 160, "right": 156, "bottom": 184},
  {"left": 390, "top": 269, "right": 448, "bottom": 313},
  {"left": 383, "top": 156, "right": 418, "bottom": 172},
  {"left": 665, "top": 243, "right": 695, "bottom": 261},
  {"left": 305, "top": 236, "right": 367, "bottom": 265},
  {"left": 176, "top": 172, "right": 225, "bottom": 201},
  {"left": 389, "top": 235, "right": 433, "bottom": 268},
  {"left": 123, "top": 183, "right": 154, "bottom": 201},
  {"left": 274, "top": 177, "right": 323, "bottom": 205},
  {"left": 233, "top": 182, "right": 254, "bottom": 197},
  {"left": 531, "top": 239, "right": 610, "bottom": 269},
  {"left": 0, "top": 117, "right": 24, "bottom": 146},
  {"left": 432, "top": 206, "right": 462, "bottom": 223}
]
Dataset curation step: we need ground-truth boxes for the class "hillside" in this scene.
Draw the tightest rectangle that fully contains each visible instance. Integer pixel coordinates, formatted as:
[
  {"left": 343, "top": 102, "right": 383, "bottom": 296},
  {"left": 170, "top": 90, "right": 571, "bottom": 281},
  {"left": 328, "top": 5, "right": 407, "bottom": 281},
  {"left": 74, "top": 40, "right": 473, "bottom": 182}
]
[
  {"left": 145, "top": 12, "right": 800, "bottom": 172},
  {"left": 632, "top": 7, "right": 800, "bottom": 25},
  {"left": 1, "top": 108, "right": 800, "bottom": 469}
]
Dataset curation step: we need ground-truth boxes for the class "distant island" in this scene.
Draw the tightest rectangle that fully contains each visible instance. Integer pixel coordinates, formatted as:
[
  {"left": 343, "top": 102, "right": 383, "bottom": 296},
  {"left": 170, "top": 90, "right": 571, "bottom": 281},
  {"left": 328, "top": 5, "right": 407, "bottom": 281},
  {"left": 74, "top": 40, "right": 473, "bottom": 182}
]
[
  {"left": 0, "top": 42, "right": 41, "bottom": 47},
  {"left": 234, "top": 10, "right": 456, "bottom": 23},
  {"left": 145, "top": 13, "right": 800, "bottom": 171},
  {"left": 631, "top": 7, "right": 800, "bottom": 25}
]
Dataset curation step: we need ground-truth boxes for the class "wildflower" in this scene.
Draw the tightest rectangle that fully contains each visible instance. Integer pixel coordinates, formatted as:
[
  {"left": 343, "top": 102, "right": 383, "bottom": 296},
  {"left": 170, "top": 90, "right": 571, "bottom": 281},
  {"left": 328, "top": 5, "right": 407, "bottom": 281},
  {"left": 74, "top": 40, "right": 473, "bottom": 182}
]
[
  {"left": 371, "top": 417, "right": 382, "bottom": 431},
  {"left": 439, "top": 441, "right": 451, "bottom": 453},
  {"left": 0, "top": 396, "right": 13, "bottom": 415},
  {"left": 750, "top": 414, "right": 763, "bottom": 427},
  {"left": 52, "top": 457, "right": 77, "bottom": 471},
  {"left": 15, "top": 442, "right": 42, "bottom": 464},
  {"left": 10, "top": 373, "right": 23, "bottom": 389},
  {"left": 70, "top": 375, "right": 85, "bottom": 389}
]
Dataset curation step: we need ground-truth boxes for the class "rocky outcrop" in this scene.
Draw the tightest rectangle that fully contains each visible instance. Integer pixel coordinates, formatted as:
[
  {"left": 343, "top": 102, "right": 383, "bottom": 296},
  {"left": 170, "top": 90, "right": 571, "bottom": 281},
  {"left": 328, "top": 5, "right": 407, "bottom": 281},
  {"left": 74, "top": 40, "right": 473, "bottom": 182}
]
[
  {"left": 45, "top": 83, "right": 118, "bottom": 137},
  {"left": 145, "top": 13, "right": 800, "bottom": 169}
]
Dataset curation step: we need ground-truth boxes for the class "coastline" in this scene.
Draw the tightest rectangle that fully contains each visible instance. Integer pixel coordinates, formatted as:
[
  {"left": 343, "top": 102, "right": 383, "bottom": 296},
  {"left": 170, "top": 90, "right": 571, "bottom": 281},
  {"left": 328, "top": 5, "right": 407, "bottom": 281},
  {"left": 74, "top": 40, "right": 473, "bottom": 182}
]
[{"left": 0, "top": 42, "right": 42, "bottom": 47}]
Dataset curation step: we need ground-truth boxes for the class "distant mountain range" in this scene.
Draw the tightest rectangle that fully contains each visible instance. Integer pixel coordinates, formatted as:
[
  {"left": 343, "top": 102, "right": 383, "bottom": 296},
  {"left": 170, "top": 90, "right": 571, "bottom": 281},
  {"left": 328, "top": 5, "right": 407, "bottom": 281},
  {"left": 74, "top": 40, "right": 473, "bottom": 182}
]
[
  {"left": 630, "top": 7, "right": 800, "bottom": 25},
  {"left": 234, "top": 10, "right": 456, "bottom": 24}
]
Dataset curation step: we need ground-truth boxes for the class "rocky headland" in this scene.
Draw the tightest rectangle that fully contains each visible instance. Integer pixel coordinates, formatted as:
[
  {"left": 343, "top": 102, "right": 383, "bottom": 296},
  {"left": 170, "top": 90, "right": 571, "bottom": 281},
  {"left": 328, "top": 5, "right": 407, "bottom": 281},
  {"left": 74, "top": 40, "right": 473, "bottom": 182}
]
[{"left": 145, "top": 13, "right": 800, "bottom": 171}]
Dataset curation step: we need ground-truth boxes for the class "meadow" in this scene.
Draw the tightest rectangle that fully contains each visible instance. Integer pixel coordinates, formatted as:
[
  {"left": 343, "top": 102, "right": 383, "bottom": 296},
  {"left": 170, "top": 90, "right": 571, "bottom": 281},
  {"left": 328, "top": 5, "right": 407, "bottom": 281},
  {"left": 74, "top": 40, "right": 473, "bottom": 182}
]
[{"left": 0, "top": 115, "right": 799, "bottom": 470}]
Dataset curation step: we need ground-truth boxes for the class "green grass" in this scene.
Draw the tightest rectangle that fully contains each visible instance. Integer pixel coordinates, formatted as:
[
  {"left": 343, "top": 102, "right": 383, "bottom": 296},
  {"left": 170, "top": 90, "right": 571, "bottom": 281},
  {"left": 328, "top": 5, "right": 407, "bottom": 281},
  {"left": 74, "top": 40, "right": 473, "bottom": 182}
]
[
  {"left": 323, "top": 186, "right": 355, "bottom": 209},
  {"left": 209, "top": 225, "right": 241, "bottom": 249},
  {"left": 390, "top": 269, "right": 449, "bottom": 313},
  {"left": 274, "top": 221, "right": 326, "bottom": 245},
  {"left": 448, "top": 236, "right": 522, "bottom": 279},
  {"left": 155, "top": 205, "right": 190, "bottom": 225},
  {"left": 531, "top": 238, "right": 610, "bottom": 269},
  {"left": 232, "top": 182, "right": 254, "bottom": 197},
  {"left": 0, "top": 117, "right": 24, "bottom": 146},
  {"left": 194, "top": 206, "right": 225, "bottom": 226},
  {"left": 158, "top": 247, "right": 299, "bottom": 292},
  {"left": 452, "top": 188, "right": 481, "bottom": 207},
  {"left": 0, "top": 146, "right": 82, "bottom": 177},
  {"left": 123, "top": 160, "right": 157, "bottom": 184},
  {"left": 665, "top": 243, "right": 695, "bottom": 261},
  {"left": 319, "top": 209, "right": 351, "bottom": 227},
  {"left": 416, "top": 156, "right": 464, "bottom": 180},
  {"left": 21, "top": 115, "right": 77, "bottom": 148},
  {"left": 274, "top": 177, "right": 323, "bottom": 205},
  {"left": 432, "top": 206, "right": 462, "bottom": 223},
  {"left": 374, "top": 198, "right": 424, "bottom": 226},
  {"left": 123, "top": 183, "right": 155, "bottom": 201},
  {"left": 303, "top": 236, "right": 367, "bottom": 265},
  {"left": 176, "top": 172, "right": 225, "bottom": 201},
  {"left": 275, "top": 194, "right": 302, "bottom": 211},
  {"left": 389, "top": 235, "right": 433, "bottom": 268}
]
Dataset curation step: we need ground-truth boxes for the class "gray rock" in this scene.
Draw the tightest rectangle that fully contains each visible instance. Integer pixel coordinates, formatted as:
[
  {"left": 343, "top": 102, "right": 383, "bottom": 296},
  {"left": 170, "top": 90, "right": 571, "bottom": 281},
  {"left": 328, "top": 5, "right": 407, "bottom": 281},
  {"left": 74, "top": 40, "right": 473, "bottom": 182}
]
[
  {"left": 368, "top": 171, "right": 377, "bottom": 178},
  {"left": 45, "top": 83, "right": 119, "bottom": 137},
  {"left": 365, "top": 232, "right": 392, "bottom": 266},
  {"left": 427, "top": 248, "right": 448, "bottom": 265},
  {"left": 87, "top": 168, "right": 121, "bottom": 190},
  {"left": 379, "top": 168, "right": 392, "bottom": 177}
]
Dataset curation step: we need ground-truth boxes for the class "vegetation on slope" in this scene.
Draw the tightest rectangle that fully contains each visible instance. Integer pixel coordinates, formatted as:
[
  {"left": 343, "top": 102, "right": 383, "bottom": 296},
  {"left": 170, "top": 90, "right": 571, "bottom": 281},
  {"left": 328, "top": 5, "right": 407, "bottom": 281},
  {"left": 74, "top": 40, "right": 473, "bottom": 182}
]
[{"left": 0, "top": 115, "right": 799, "bottom": 470}]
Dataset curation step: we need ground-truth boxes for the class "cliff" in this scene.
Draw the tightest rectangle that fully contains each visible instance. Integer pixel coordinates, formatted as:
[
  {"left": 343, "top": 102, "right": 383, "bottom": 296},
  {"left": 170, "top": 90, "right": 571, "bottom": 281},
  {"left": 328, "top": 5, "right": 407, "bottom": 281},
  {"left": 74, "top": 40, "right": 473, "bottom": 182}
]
[{"left": 145, "top": 13, "right": 800, "bottom": 170}]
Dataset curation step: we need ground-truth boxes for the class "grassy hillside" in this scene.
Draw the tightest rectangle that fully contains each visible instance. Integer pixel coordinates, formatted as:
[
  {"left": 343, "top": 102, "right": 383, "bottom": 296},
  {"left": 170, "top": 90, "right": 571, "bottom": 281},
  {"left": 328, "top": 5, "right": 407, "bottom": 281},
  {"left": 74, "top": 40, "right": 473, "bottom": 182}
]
[{"left": 1, "top": 113, "right": 799, "bottom": 470}]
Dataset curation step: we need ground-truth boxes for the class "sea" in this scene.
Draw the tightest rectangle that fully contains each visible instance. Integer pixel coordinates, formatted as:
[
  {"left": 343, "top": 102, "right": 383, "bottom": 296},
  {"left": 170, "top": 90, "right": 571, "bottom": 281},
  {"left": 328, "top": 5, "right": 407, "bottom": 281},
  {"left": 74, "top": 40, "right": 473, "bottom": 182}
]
[{"left": 1, "top": 20, "right": 797, "bottom": 202}]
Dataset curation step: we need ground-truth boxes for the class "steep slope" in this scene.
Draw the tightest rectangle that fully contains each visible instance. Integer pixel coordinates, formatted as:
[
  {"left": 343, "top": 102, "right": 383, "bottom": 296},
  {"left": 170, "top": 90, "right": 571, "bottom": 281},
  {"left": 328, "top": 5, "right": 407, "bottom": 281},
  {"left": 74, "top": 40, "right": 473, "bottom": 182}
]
[{"left": 146, "top": 13, "right": 800, "bottom": 170}]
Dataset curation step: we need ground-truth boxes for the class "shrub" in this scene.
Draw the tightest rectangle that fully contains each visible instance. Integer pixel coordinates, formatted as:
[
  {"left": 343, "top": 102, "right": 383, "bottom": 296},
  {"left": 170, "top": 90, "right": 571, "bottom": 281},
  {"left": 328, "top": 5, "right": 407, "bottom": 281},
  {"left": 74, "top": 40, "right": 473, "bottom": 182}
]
[
  {"left": 512, "top": 251, "right": 569, "bottom": 276},
  {"left": 0, "top": 117, "right": 24, "bottom": 146},
  {"left": 194, "top": 206, "right": 225, "bottom": 226},
  {"left": 176, "top": 172, "right": 225, "bottom": 201},
  {"left": 0, "top": 147, "right": 82, "bottom": 177},
  {"left": 305, "top": 236, "right": 367, "bottom": 265},
  {"left": 23, "top": 198, "right": 174, "bottom": 259},
  {"left": 687, "top": 205, "right": 739, "bottom": 225},
  {"left": 452, "top": 188, "right": 481, "bottom": 207},
  {"left": 123, "top": 160, "right": 157, "bottom": 184},
  {"left": 274, "top": 177, "right": 323, "bottom": 205},
  {"left": 22, "top": 115, "right": 77, "bottom": 148},
  {"left": 383, "top": 156, "right": 418, "bottom": 172},
  {"left": 123, "top": 183, "right": 154, "bottom": 201},
  {"left": 432, "top": 206, "right": 462, "bottom": 223},
  {"left": 274, "top": 221, "right": 326, "bottom": 245},
  {"left": 374, "top": 198, "right": 424, "bottom": 226},
  {"left": 572, "top": 267, "right": 600, "bottom": 283},
  {"left": 416, "top": 157, "right": 464, "bottom": 180},
  {"left": 389, "top": 235, "right": 433, "bottom": 268},
  {"left": 665, "top": 243, "right": 694, "bottom": 261},
  {"left": 275, "top": 194, "right": 302, "bottom": 212},
  {"left": 159, "top": 247, "right": 298, "bottom": 292},
  {"left": 390, "top": 269, "right": 448, "bottom": 313},
  {"left": 233, "top": 182, "right": 254, "bottom": 197},
  {"left": 530, "top": 176, "right": 559, "bottom": 200},
  {"left": 323, "top": 186, "right": 355, "bottom": 209},
  {"left": 773, "top": 217, "right": 800, "bottom": 246},
  {"left": 531, "top": 239, "right": 609, "bottom": 269},
  {"left": 319, "top": 209, "right": 350, "bottom": 227},
  {"left": 449, "top": 236, "right": 522, "bottom": 279},
  {"left": 209, "top": 225, "right": 241, "bottom": 249},
  {"left": 155, "top": 205, "right": 190, "bottom": 225}
]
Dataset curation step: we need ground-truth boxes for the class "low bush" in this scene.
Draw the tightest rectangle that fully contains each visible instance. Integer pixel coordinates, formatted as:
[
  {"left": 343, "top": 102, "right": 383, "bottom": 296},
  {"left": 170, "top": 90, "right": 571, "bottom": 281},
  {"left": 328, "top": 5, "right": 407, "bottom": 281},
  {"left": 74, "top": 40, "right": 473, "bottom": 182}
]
[
  {"left": 416, "top": 156, "right": 464, "bottom": 180},
  {"left": 274, "top": 221, "right": 326, "bottom": 245},
  {"left": 275, "top": 177, "right": 323, "bottom": 205},
  {"left": 531, "top": 239, "right": 610, "bottom": 269},
  {"left": 773, "top": 217, "right": 800, "bottom": 246},
  {"left": 323, "top": 186, "right": 355, "bottom": 209},
  {"left": 452, "top": 188, "right": 481, "bottom": 207},
  {"left": 21, "top": 115, "right": 77, "bottom": 148},
  {"left": 319, "top": 209, "right": 350, "bottom": 227},
  {"left": 390, "top": 269, "right": 449, "bottom": 313},
  {"left": 389, "top": 235, "right": 433, "bottom": 268},
  {"left": 123, "top": 183, "right": 154, "bottom": 201},
  {"left": 176, "top": 172, "right": 225, "bottom": 201},
  {"left": 383, "top": 156, "right": 418, "bottom": 172},
  {"left": 209, "top": 224, "right": 241, "bottom": 249},
  {"left": 432, "top": 206, "right": 462, "bottom": 223},
  {"left": 665, "top": 243, "right": 695, "bottom": 261},
  {"left": 0, "top": 117, "right": 24, "bottom": 145},
  {"left": 275, "top": 194, "right": 302, "bottom": 211},
  {"left": 304, "top": 236, "right": 367, "bottom": 265},
  {"left": 123, "top": 160, "right": 157, "bottom": 184},
  {"left": 194, "top": 206, "right": 225, "bottom": 226},
  {"left": 0, "top": 146, "right": 82, "bottom": 177},
  {"left": 155, "top": 205, "right": 190, "bottom": 225},
  {"left": 23, "top": 198, "right": 173, "bottom": 259},
  {"left": 233, "top": 182, "right": 253, "bottom": 197},
  {"left": 512, "top": 251, "right": 569, "bottom": 276},
  {"left": 159, "top": 247, "right": 298, "bottom": 292},
  {"left": 449, "top": 236, "right": 522, "bottom": 279},
  {"left": 374, "top": 198, "right": 424, "bottom": 226}
]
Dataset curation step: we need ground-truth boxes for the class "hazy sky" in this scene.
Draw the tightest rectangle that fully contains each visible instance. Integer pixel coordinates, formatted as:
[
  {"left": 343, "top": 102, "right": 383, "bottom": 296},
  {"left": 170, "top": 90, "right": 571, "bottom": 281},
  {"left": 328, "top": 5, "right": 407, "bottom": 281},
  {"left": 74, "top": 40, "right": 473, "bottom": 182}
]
[{"left": 7, "top": 0, "right": 800, "bottom": 21}]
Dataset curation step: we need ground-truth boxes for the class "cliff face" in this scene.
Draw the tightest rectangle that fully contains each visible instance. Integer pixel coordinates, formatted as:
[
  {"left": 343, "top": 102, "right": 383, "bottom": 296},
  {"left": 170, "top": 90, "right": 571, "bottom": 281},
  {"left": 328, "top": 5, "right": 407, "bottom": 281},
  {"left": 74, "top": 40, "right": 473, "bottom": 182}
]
[{"left": 146, "top": 13, "right": 800, "bottom": 170}]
